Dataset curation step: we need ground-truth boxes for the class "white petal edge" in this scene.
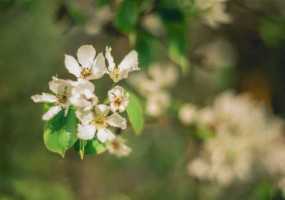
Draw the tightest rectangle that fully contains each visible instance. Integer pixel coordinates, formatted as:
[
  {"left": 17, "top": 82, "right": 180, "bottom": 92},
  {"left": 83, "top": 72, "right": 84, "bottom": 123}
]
[
  {"left": 89, "top": 52, "right": 107, "bottom": 80},
  {"left": 31, "top": 93, "right": 57, "bottom": 103},
  {"left": 107, "top": 113, "right": 127, "bottom": 129},
  {"left": 64, "top": 55, "right": 81, "bottom": 77},
  {"left": 96, "top": 104, "right": 110, "bottom": 116},
  {"left": 77, "top": 124, "right": 96, "bottom": 140},
  {"left": 76, "top": 110, "right": 94, "bottom": 124},
  {"left": 118, "top": 50, "right": 139, "bottom": 72},
  {"left": 42, "top": 105, "right": 62, "bottom": 121},
  {"left": 97, "top": 128, "right": 115, "bottom": 143},
  {"left": 77, "top": 45, "right": 96, "bottom": 68},
  {"left": 105, "top": 46, "right": 116, "bottom": 72}
]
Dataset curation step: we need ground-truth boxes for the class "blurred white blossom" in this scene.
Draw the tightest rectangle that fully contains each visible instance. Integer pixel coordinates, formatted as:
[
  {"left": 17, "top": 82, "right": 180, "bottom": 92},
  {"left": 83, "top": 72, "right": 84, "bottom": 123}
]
[
  {"left": 196, "top": 0, "right": 232, "bottom": 28},
  {"left": 196, "top": 39, "right": 236, "bottom": 69},
  {"left": 146, "top": 91, "right": 171, "bottom": 117},
  {"left": 142, "top": 14, "right": 165, "bottom": 36},
  {"left": 179, "top": 103, "right": 198, "bottom": 125},
  {"left": 129, "top": 63, "right": 179, "bottom": 117},
  {"left": 85, "top": 6, "right": 113, "bottom": 35},
  {"left": 188, "top": 92, "right": 284, "bottom": 185}
]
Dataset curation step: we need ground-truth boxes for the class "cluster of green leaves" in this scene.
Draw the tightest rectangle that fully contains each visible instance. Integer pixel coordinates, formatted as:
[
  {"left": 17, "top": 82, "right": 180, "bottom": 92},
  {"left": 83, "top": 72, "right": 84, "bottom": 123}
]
[
  {"left": 43, "top": 91, "right": 144, "bottom": 158},
  {"left": 113, "top": 0, "right": 190, "bottom": 71}
]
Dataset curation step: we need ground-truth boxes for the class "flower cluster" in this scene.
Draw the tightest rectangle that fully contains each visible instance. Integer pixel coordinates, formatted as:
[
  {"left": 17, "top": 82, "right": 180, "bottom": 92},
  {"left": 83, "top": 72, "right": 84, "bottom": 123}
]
[
  {"left": 32, "top": 45, "right": 139, "bottom": 157},
  {"left": 180, "top": 92, "right": 285, "bottom": 185},
  {"left": 129, "top": 63, "right": 178, "bottom": 117},
  {"left": 196, "top": 0, "right": 232, "bottom": 28}
]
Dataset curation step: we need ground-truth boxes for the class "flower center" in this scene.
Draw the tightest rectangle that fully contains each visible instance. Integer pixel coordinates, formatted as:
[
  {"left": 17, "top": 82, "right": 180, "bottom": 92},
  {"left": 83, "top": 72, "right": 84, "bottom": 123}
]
[
  {"left": 111, "top": 140, "right": 121, "bottom": 150},
  {"left": 111, "top": 68, "right": 120, "bottom": 82},
  {"left": 57, "top": 95, "right": 67, "bottom": 104},
  {"left": 81, "top": 68, "right": 92, "bottom": 78},
  {"left": 93, "top": 115, "right": 107, "bottom": 128},
  {"left": 114, "top": 97, "right": 122, "bottom": 107}
]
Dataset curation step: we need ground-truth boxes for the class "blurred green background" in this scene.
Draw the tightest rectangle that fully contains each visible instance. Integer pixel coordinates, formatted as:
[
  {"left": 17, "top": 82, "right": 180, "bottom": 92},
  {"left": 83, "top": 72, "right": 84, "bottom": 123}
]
[{"left": 1, "top": 0, "right": 285, "bottom": 199}]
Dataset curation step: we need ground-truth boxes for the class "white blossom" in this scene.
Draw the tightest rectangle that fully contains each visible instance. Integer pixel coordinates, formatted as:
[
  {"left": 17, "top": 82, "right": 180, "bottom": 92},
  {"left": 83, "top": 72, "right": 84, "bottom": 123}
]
[
  {"left": 108, "top": 86, "right": 129, "bottom": 113},
  {"left": 69, "top": 79, "right": 98, "bottom": 111},
  {"left": 77, "top": 104, "right": 127, "bottom": 142},
  {"left": 65, "top": 45, "right": 106, "bottom": 80},
  {"left": 105, "top": 47, "right": 139, "bottom": 83},
  {"left": 31, "top": 77, "right": 73, "bottom": 121},
  {"left": 32, "top": 44, "right": 139, "bottom": 157}
]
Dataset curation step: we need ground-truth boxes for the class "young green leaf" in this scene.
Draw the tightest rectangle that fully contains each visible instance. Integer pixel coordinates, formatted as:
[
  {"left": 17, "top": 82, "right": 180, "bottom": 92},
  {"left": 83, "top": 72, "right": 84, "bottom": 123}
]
[
  {"left": 43, "top": 107, "right": 78, "bottom": 157},
  {"left": 159, "top": 7, "right": 190, "bottom": 73},
  {"left": 135, "top": 31, "right": 160, "bottom": 69},
  {"left": 126, "top": 91, "right": 144, "bottom": 135},
  {"left": 167, "top": 22, "right": 189, "bottom": 73},
  {"left": 114, "top": 0, "right": 139, "bottom": 33}
]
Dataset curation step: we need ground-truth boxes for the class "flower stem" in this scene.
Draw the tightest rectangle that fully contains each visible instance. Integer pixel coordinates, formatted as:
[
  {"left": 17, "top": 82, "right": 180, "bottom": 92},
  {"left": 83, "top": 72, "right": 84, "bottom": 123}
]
[{"left": 79, "top": 139, "right": 85, "bottom": 160}]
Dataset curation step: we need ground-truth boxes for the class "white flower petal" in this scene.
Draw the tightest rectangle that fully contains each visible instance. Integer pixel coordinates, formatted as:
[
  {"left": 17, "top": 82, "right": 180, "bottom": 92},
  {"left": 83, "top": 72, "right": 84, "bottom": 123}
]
[
  {"left": 107, "top": 113, "right": 127, "bottom": 129},
  {"left": 105, "top": 46, "right": 116, "bottom": 72},
  {"left": 72, "top": 80, "right": 95, "bottom": 96},
  {"left": 108, "top": 85, "right": 124, "bottom": 100},
  {"left": 42, "top": 105, "right": 62, "bottom": 121},
  {"left": 95, "top": 104, "right": 110, "bottom": 116},
  {"left": 97, "top": 128, "right": 115, "bottom": 143},
  {"left": 77, "top": 45, "right": 96, "bottom": 68},
  {"left": 76, "top": 109, "right": 93, "bottom": 124},
  {"left": 49, "top": 77, "right": 73, "bottom": 96},
  {"left": 64, "top": 55, "right": 81, "bottom": 77},
  {"left": 108, "top": 86, "right": 129, "bottom": 112},
  {"left": 90, "top": 52, "right": 107, "bottom": 79},
  {"left": 31, "top": 93, "right": 57, "bottom": 103},
  {"left": 78, "top": 124, "right": 96, "bottom": 140},
  {"left": 118, "top": 50, "right": 139, "bottom": 78}
]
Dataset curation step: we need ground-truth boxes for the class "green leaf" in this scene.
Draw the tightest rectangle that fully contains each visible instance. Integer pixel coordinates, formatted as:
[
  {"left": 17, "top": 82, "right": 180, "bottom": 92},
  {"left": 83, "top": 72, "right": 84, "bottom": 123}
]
[
  {"left": 66, "top": 1, "right": 88, "bottom": 24},
  {"left": 43, "top": 107, "right": 78, "bottom": 157},
  {"left": 194, "top": 125, "right": 215, "bottom": 141},
  {"left": 85, "top": 139, "right": 106, "bottom": 155},
  {"left": 74, "top": 139, "right": 106, "bottom": 156},
  {"left": 250, "top": 182, "right": 275, "bottom": 200},
  {"left": 95, "top": 0, "right": 110, "bottom": 7},
  {"left": 114, "top": 0, "right": 139, "bottom": 33},
  {"left": 126, "top": 91, "right": 144, "bottom": 135},
  {"left": 135, "top": 31, "right": 159, "bottom": 68},
  {"left": 259, "top": 17, "right": 285, "bottom": 47},
  {"left": 167, "top": 23, "right": 189, "bottom": 73},
  {"left": 159, "top": 7, "right": 190, "bottom": 73}
]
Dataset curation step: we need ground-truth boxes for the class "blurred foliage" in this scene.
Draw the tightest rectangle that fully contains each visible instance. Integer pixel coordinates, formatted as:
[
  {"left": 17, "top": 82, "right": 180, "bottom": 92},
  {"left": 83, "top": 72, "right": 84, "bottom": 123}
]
[{"left": 1, "top": 0, "right": 285, "bottom": 199}]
